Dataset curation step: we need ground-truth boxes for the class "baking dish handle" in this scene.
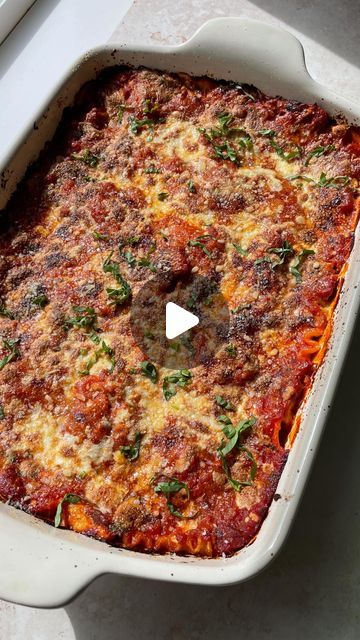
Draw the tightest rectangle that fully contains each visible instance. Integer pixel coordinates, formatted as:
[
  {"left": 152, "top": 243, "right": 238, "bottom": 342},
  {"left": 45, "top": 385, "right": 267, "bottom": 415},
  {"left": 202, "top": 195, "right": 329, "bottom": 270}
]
[
  {"left": 0, "top": 504, "right": 98, "bottom": 608},
  {"left": 179, "top": 17, "right": 312, "bottom": 97}
]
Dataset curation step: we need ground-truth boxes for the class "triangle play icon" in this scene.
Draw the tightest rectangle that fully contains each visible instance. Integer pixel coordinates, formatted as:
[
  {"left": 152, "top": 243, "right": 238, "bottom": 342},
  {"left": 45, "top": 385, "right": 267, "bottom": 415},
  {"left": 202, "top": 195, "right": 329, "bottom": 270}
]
[{"left": 165, "top": 302, "right": 199, "bottom": 340}]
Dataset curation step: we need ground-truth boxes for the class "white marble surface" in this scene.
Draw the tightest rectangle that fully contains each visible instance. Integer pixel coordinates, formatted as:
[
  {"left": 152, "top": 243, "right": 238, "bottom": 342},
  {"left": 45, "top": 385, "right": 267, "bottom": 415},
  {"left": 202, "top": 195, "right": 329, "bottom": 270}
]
[{"left": 1, "top": 1, "right": 360, "bottom": 638}]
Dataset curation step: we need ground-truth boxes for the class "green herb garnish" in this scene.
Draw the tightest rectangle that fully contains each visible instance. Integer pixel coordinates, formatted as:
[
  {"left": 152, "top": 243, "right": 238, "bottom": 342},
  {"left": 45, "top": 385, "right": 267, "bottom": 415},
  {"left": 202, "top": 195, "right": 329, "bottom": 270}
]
[
  {"left": 64, "top": 306, "right": 97, "bottom": 331},
  {"left": 304, "top": 144, "right": 335, "bottom": 166},
  {"left": 140, "top": 360, "right": 158, "bottom": 383},
  {"left": 259, "top": 129, "right": 300, "bottom": 161},
  {"left": 187, "top": 235, "right": 213, "bottom": 258},
  {"left": 199, "top": 112, "right": 252, "bottom": 164},
  {"left": 143, "top": 99, "right": 159, "bottom": 115},
  {"left": 0, "top": 405, "right": 5, "bottom": 420},
  {"left": 288, "top": 172, "right": 350, "bottom": 188},
  {"left": 254, "top": 240, "right": 294, "bottom": 269},
  {"left": 290, "top": 248, "right": 315, "bottom": 283},
  {"left": 218, "top": 447, "right": 257, "bottom": 492},
  {"left": 54, "top": 493, "right": 82, "bottom": 528},
  {"left": 232, "top": 243, "right": 248, "bottom": 256},
  {"left": 93, "top": 230, "right": 109, "bottom": 241},
  {"left": 31, "top": 293, "right": 49, "bottom": 308},
  {"left": 217, "top": 415, "right": 257, "bottom": 491},
  {"left": 213, "top": 141, "right": 238, "bottom": 163},
  {"left": 122, "top": 250, "right": 137, "bottom": 268},
  {"left": 117, "top": 103, "right": 129, "bottom": 123},
  {"left": 225, "top": 343, "right": 237, "bottom": 357},
  {"left": 144, "top": 165, "right": 161, "bottom": 174},
  {"left": 215, "top": 396, "right": 235, "bottom": 411},
  {"left": 121, "top": 431, "right": 142, "bottom": 461},
  {"left": 79, "top": 340, "right": 115, "bottom": 376},
  {"left": 103, "top": 252, "right": 131, "bottom": 306},
  {"left": 0, "top": 338, "right": 20, "bottom": 371},
  {"left": 154, "top": 477, "right": 196, "bottom": 519},
  {"left": 158, "top": 192, "right": 168, "bottom": 201},
  {"left": 71, "top": 149, "right": 99, "bottom": 167},
  {"left": 0, "top": 302, "right": 14, "bottom": 319},
  {"left": 217, "top": 415, "right": 256, "bottom": 456},
  {"left": 187, "top": 180, "right": 196, "bottom": 193},
  {"left": 267, "top": 240, "right": 294, "bottom": 266},
  {"left": 129, "top": 116, "right": 154, "bottom": 135},
  {"left": 163, "top": 369, "right": 192, "bottom": 401}
]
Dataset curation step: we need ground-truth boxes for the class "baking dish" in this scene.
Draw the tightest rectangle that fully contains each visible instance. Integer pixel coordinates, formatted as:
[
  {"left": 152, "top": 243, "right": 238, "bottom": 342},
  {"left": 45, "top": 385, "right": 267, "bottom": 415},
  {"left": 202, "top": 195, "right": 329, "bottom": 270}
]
[{"left": 0, "top": 17, "right": 359, "bottom": 608}]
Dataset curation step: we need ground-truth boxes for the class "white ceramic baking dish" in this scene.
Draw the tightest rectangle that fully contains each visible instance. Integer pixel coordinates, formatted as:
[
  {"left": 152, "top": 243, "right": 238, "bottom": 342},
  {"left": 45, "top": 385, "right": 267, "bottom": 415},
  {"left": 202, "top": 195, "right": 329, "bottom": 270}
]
[{"left": 0, "top": 17, "right": 359, "bottom": 608}]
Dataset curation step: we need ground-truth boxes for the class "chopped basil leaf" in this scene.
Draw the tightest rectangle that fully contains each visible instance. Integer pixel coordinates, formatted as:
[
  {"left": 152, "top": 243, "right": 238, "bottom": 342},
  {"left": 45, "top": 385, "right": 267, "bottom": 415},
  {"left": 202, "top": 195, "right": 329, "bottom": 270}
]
[
  {"left": 0, "top": 405, "right": 5, "bottom": 420},
  {"left": 187, "top": 294, "right": 197, "bottom": 309},
  {"left": 165, "top": 502, "right": 191, "bottom": 518},
  {"left": 0, "top": 302, "right": 14, "bottom": 319},
  {"left": 31, "top": 293, "right": 49, "bottom": 308},
  {"left": 317, "top": 172, "right": 350, "bottom": 188},
  {"left": 267, "top": 240, "right": 294, "bottom": 266},
  {"left": 93, "top": 230, "right": 109, "bottom": 241},
  {"left": 217, "top": 415, "right": 256, "bottom": 456},
  {"left": 225, "top": 343, "right": 237, "bottom": 357},
  {"left": 254, "top": 256, "right": 272, "bottom": 266},
  {"left": 304, "top": 144, "right": 335, "bottom": 166},
  {"left": 213, "top": 141, "right": 238, "bottom": 163},
  {"left": 260, "top": 129, "right": 300, "bottom": 161},
  {"left": 103, "top": 252, "right": 131, "bottom": 306},
  {"left": 163, "top": 369, "right": 192, "bottom": 400},
  {"left": 187, "top": 180, "right": 196, "bottom": 193},
  {"left": 154, "top": 477, "right": 196, "bottom": 519},
  {"left": 140, "top": 360, "right": 158, "bottom": 383},
  {"left": 216, "top": 413, "right": 257, "bottom": 492},
  {"left": 290, "top": 248, "right": 315, "bottom": 283},
  {"left": 0, "top": 338, "right": 20, "bottom": 371},
  {"left": 218, "top": 447, "right": 257, "bottom": 492},
  {"left": 64, "top": 306, "right": 97, "bottom": 331},
  {"left": 154, "top": 478, "right": 189, "bottom": 497},
  {"left": 144, "top": 165, "right": 161, "bottom": 174},
  {"left": 215, "top": 395, "right": 235, "bottom": 411},
  {"left": 54, "top": 493, "right": 82, "bottom": 528},
  {"left": 199, "top": 113, "right": 252, "bottom": 164},
  {"left": 121, "top": 431, "right": 142, "bottom": 461},
  {"left": 158, "top": 192, "right": 168, "bottom": 201},
  {"left": 144, "top": 330, "right": 155, "bottom": 339},
  {"left": 259, "top": 129, "right": 276, "bottom": 137},
  {"left": 238, "top": 132, "right": 253, "bottom": 151},
  {"left": 71, "top": 149, "right": 99, "bottom": 167},
  {"left": 138, "top": 249, "right": 157, "bottom": 272},
  {"left": 288, "top": 172, "right": 350, "bottom": 188},
  {"left": 129, "top": 116, "right": 154, "bottom": 135},
  {"left": 254, "top": 241, "right": 294, "bottom": 270},
  {"left": 79, "top": 339, "right": 115, "bottom": 376},
  {"left": 117, "top": 103, "right": 129, "bottom": 123},
  {"left": 119, "top": 236, "right": 141, "bottom": 247},
  {"left": 232, "top": 243, "right": 248, "bottom": 256},
  {"left": 143, "top": 99, "right": 159, "bottom": 115},
  {"left": 122, "top": 250, "right": 137, "bottom": 268},
  {"left": 187, "top": 235, "right": 212, "bottom": 258}
]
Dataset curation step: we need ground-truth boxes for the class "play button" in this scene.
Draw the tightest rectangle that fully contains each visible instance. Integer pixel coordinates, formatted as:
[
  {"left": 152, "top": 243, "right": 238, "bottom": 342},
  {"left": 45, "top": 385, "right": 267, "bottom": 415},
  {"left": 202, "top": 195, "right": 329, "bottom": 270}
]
[
  {"left": 165, "top": 302, "right": 199, "bottom": 339},
  {"left": 130, "top": 272, "right": 230, "bottom": 370}
]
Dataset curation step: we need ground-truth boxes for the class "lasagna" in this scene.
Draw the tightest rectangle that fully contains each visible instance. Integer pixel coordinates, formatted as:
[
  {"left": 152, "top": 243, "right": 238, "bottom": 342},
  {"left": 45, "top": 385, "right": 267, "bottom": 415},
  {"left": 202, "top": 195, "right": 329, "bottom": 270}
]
[{"left": 0, "top": 67, "right": 359, "bottom": 557}]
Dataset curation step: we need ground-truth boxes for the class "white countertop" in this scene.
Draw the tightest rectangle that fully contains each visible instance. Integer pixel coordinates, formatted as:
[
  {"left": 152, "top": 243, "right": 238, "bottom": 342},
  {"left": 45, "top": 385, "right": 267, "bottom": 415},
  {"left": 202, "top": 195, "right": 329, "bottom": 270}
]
[{"left": 1, "top": 1, "right": 360, "bottom": 638}]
